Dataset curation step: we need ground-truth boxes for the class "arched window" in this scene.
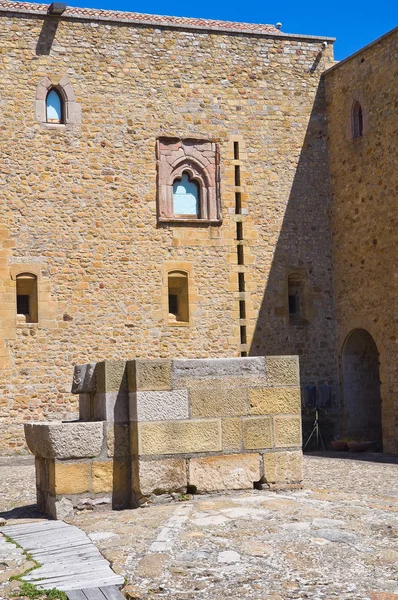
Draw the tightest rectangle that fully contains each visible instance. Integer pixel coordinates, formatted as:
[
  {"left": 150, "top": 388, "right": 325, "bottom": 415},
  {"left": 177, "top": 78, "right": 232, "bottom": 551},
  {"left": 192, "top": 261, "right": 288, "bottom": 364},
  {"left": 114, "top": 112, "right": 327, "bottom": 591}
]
[
  {"left": 16, "top": 273, "right": 38, "bottom": 323},
  {"left": 46, "top": 88, "right": 63, "bottom": 124},
  {"left": 172, "top": 172, "right": 199, "bottom": 217},
  {"left": 168, "top": 270, "right": 189, "bottom": 323},
  {"left": 352, "top": 101, "right": 363, "bottom": 139}
]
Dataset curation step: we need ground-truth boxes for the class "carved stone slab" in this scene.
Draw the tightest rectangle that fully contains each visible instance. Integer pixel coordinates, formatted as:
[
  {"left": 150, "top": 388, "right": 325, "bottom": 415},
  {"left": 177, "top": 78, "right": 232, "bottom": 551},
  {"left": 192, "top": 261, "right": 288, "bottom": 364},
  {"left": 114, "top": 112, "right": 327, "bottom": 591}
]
[{"left": 71, "top": 363, "right": 96, "bottom": 394}]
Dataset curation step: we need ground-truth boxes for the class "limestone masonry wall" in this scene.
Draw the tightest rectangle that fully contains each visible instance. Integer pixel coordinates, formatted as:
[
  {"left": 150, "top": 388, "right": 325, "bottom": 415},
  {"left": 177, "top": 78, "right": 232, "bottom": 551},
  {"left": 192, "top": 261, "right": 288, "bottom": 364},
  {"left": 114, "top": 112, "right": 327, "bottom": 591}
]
[
  {"left": 0, "top": 8, "right": 338, "bottom": 453},
  {"left": 26, "top": 356, "right": 303, "bottom": 518},
  {"left": 324, "top": 29, "right": 398, "bottom": 453}
]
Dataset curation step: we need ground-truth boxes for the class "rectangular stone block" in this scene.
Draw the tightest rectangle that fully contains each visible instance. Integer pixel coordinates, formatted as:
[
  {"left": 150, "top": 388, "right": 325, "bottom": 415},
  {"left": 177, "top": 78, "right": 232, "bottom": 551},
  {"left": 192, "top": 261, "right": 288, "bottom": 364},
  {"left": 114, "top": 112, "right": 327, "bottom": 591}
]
[
  {"left": 133, "top": 458, "right": 187, "bottom": 496},
  {"left": 96, "top": 360, "right": 128, "bottom": 393},
  {"left": 262, "top": 450, "right": 303, "bottom": 484},
  {"left": 92, "top": 461, "right": 113, "bottom": 493},
  {"left": 249, "top": 387, "right": 301, "bottom": 415},
  {"left": 243, "top": 417, "right": 273, "bottom": 450},
  {"left": 190, "top": 385, "right": 247, "bottom": 418},
  {"left": 222, "top": 418, "right": 243, "bottom": 450},
  {"left": 274, "top": 416, "right": 302, "bottom": 447},
  {"left": 131, "top": 389, "right": 189, "bottom": 422},
  {"left": 172, "top": 357, "right": 266, "bottom": 379},
  {"left": 138, "top": 420, "right": 221, "bottom": 455},
  {"left": 51, "top": 461, "right": 91, "bottom": 495},
  {"left": 266, "top": 356, "right": 299, "bottom": 386},
  {"left": 135, "top": 359, "right": 172, "bottom": 391},
  {"left": 188, "top": 454, "right": 260, "bottom": 492}
]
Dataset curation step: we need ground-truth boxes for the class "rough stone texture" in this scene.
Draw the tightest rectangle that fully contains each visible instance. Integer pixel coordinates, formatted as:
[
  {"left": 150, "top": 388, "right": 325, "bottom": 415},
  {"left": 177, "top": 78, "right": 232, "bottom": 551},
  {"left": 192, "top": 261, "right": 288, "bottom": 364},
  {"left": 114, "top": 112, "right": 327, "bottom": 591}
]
[
  {"left": 24, "top": 422, "right": 103, "bottom": 459},
  {"left": 96, "top": 360, "right": 128, "bottom": 393},
  {"left": 134, "top": 390, "right": 189, "bottom": 422},
  {"left": 172, "top": 358, "right": 266, "bottom": 380},
  {"left": 273, "top": 416, "right": 302, "bottom": 447},
  {"left": 0, "top": 10, "right": 338, "bottom": 455},
  {"left": 221, "top": 418, "right": 243, "bottom": 451},
  {"left": 249, "top": 387, "right": 301, "bottom": 415},
  {"left": 324, "top": 29, "right": 398, "bottom": 454},
  {"left": 135, "top": 360, "right": 172, "bottom": 392},
  {"left": 138, "top": 420, "right": 221, "bottom": 455},
  {"left": 243, "top": 417, "right": 273, "bottom": 450},
  {"left": 265, "top": 356, "right": 300, "bottom": 386},
  {"left": 262, "top": 450, "right": 303, "bottom": 483},
  {"left": 188, "top": 454, "right": 260, "bottom": 491},
  {"left": 190, "top": 386, "right": 247, "bottom": 418},
  {"left": 92, "top": 461, "right": 113, "bottom": 493},
  {"left": 51, "top": 461, "right": 91, "bottom": 495},
  {"left": 106, "top": 423, "right": 130, "bottom": 457},
  {"left": 134, "top": 458, "right": 187, "bottom": 495}
]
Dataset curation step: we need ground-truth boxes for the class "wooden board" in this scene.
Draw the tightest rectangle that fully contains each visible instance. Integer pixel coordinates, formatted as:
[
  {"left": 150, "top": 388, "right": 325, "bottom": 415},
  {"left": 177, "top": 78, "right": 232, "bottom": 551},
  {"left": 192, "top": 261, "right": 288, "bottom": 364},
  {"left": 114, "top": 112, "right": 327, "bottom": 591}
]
[
  {"left": 4, "top": 521, "right": 124, "bottom": 591},
  {"left": 67, "top": 586, "right": 125, "bottom": 600}
]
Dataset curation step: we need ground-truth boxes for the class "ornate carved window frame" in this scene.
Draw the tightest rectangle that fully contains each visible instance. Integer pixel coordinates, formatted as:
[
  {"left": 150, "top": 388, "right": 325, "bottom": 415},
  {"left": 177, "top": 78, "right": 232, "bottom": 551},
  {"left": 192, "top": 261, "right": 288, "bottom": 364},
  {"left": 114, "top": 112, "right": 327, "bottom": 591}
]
[{"left": 156, "top": 138, "right": 221, "bottom": 224}]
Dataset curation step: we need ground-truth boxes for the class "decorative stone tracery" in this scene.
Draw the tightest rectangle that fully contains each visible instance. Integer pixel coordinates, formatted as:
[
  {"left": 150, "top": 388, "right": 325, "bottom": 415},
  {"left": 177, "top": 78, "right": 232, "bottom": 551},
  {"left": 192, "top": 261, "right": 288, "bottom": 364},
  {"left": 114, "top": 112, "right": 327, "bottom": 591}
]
[{"left": 156, "top": 137, "right": 221, "bottom": 223}]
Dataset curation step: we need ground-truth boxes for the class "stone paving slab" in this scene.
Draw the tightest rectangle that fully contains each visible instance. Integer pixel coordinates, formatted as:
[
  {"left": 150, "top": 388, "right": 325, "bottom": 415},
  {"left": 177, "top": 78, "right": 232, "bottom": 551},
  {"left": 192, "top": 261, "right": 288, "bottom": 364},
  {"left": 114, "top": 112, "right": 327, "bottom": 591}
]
[{"left": 1, "top": 453, "right": 398, "bottom": 599}]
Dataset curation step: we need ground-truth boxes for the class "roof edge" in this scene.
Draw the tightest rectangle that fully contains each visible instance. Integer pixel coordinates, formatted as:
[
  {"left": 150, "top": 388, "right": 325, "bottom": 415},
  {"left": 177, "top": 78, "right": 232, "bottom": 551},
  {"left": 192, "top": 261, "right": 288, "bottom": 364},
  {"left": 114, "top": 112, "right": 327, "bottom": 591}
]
[
  {"left": 323, "top": 26, "right": 398, "bottom": 75},
  {"left": 0, "top": 3, "right": 335, "bottom": 41}
]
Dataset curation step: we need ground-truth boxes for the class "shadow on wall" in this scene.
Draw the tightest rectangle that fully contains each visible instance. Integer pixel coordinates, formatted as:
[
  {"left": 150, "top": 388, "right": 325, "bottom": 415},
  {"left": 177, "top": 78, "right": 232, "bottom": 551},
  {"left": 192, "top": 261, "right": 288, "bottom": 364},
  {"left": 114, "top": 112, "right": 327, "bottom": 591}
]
[{"left": 249, "top": 79, "right": 339, "bottom": 448}]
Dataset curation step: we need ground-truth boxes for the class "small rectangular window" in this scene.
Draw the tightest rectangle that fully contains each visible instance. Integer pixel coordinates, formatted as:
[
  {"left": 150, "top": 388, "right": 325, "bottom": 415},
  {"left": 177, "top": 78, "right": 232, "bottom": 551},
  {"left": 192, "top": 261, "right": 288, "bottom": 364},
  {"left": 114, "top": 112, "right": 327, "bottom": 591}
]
[{"left": 17, "top": 294, "right": 30, "bottom": 315}]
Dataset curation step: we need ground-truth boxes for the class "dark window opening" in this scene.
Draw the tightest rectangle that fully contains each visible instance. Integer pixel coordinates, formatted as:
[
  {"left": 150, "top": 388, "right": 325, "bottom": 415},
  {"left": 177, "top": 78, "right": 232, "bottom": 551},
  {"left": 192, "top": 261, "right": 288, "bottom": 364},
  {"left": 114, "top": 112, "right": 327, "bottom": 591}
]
[
  {"left": 17, "top": 295, "right": 30, "bottom": 315},
  {"left": 168, "top": 294, "right": 178, "bottom": 316},
  {"left": 352, "top": 101, "right": 364, "bottom": 139},
  {"left": 288, "top": 294, "right": 298, "bottom": 316}
]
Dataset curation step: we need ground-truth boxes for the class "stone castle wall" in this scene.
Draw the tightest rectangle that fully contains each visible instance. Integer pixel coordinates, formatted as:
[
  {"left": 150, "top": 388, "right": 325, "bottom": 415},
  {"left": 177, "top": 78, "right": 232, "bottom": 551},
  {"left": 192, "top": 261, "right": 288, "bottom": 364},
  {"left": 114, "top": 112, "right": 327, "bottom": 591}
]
[
  {"left": 0, "top": 8, "right": 338, "bottom": 453},
  {"left": 324, "top": 29, "right": 398, "bottom": 453}
]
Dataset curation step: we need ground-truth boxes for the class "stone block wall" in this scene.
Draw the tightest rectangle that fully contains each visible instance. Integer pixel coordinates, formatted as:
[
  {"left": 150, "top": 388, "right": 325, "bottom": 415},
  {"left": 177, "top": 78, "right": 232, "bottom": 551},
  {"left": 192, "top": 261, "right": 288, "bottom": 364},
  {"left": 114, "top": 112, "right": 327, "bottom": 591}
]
[
  {"left": 0, "top": 4, "right": 338, "bottom": 454},
  {"left": 324, "top": 28, "right": 398, "bottom": 453},
  {"left": 26, "top": 357, "right": 303, "bottom": 517}
]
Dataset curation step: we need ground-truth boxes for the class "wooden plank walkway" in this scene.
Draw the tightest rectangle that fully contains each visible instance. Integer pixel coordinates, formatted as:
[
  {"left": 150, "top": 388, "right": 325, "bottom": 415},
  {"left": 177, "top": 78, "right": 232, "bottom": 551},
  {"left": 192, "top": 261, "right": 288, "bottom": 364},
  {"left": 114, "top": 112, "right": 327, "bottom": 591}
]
[
  {"left": 4, "top": 521, "right": 124, "bottom": 591},
  {"left": 66, "top": 585, "right": 125, "bottom": 599}
]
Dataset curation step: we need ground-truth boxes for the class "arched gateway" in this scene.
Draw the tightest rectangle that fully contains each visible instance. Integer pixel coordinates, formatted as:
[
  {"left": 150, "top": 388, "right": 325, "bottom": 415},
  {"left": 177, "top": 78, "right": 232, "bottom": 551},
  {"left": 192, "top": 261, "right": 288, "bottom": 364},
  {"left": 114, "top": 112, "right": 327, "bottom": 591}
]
[{"left": 342, "top": 329, "right": 382, "bottom": 449}]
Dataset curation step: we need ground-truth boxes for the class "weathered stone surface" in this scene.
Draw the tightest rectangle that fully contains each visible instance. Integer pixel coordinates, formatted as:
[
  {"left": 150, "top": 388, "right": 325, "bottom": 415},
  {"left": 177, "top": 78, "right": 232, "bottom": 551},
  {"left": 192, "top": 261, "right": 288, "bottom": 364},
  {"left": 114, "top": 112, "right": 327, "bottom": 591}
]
[
  {"left": 24, "top": 422, "right": 103, "bottom": 459},
  {"left": 71, "top": 363, "right": 96, "bottom": 394},
  {"left": 96, "top": 361, "right": 128, "bottom": 393},
  {"left": 273, "top": 416, "right": 302, "bottom": 447},
  {"left": 134, "top": 458, "right": 187, "bottom": 495},
  {"left": 190, "top": 386, "right": 247, "bottom": 418},
  {"left": 135, "top": 360, "right": 172, "bottom": 392},
  {"left": 93, "top": 391, "right": 129, "bottom": 423},
  {"left": 51, "top": 496, "right": 74, "bottom": 520},
  {"left": 51, "top": 461, "right": 91, "bottom": 495},
  {"left": 249, "top": 387, "right": 301, "bottom": 415},
  {"left": 243, "top": 417, "right": 272, "bottom": 449},
  {"left": 132, "top": 390, "right": 189, "bottom": 422},
  {"left": 173, "top": 357, "right": 266, "bottom": 379},
  {"left": 266, "top": 356, "right": 300, "bottom": 386},
  {"left": 106, "top": 423, "right": 130, "bottom": 457},
  {"left": 189, "top": 454, "right": 260, "bottom": 491},
  {"left": 262, "top": 450, "right": 303, "bottom": 483},
  {"left": 92, "top": 461, "right": 113, "bottom": 493},
  {"left": 221, "top": 418, "right": 242, "bottom": 450},
  {"left": 138, "top": 420, "right": 221, "bottom": 455}
]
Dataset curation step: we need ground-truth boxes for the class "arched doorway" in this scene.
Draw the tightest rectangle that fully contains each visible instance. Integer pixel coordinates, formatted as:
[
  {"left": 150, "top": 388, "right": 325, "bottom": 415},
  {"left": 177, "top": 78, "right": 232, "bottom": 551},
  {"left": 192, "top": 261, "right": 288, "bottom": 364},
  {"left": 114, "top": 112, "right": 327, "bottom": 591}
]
[{"left": 342, "top": 329, "right": 382, "bottom": 449}]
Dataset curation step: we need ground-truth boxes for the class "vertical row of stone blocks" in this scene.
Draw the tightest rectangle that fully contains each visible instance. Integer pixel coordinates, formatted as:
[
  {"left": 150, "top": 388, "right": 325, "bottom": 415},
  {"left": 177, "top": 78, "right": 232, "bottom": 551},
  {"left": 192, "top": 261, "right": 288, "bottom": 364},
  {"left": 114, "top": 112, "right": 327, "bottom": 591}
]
[{"left": 26, "top": 356, "right": 303, "bottom": 518}]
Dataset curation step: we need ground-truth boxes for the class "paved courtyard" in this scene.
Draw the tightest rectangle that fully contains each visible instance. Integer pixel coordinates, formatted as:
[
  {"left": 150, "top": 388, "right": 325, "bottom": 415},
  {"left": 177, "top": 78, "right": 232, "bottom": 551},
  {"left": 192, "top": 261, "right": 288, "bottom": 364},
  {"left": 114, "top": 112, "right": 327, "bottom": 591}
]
[{"left": 1, "top": 453, "right": 397, "bottom": 600}]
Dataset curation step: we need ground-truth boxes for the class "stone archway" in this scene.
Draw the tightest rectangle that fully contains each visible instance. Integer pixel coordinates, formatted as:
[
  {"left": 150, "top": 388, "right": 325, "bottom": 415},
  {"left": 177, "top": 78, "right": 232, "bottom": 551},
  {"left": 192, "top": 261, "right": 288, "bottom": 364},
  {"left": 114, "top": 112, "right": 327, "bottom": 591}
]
[{"left": 342, "top": 329, "right": 382, "bottom": 449}]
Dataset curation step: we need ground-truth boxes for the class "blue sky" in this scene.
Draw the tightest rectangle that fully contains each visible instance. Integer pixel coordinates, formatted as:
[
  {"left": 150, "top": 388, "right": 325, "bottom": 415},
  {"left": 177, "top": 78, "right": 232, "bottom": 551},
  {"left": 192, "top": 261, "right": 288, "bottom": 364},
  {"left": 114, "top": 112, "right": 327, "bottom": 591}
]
[{"left": 32, "top": 0, "right": 397, "bottom": 60}]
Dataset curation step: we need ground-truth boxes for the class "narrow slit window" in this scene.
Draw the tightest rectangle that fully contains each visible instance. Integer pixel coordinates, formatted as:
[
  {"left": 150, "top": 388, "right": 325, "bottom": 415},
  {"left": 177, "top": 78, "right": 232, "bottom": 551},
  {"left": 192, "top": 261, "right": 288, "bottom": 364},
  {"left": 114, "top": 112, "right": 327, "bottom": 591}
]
[
  {"left": 288, "top": 273, "right": 304, "bottom": 320},
  {"left": 16, "top": 273, "right": 38, "bottom": 323},
  {"left": 46, "top": 89, "right": 63, "bottom": 124},
  {"left": 172, "top": 173, "right": 199, "bottom": 217},
  {"left": 352, "top": 101, "right": 363, "bottom": 139},
  {"left": 167, "top": 271, "right": 189, "bottom": 324}
]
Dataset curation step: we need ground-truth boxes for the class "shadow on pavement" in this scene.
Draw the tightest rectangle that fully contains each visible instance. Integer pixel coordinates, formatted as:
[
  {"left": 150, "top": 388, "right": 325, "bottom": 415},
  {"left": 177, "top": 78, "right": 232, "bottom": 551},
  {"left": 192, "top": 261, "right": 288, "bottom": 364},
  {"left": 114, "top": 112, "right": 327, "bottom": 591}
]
[{"left": 305, "top": 451, "right": 398, "bottom": 465}]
